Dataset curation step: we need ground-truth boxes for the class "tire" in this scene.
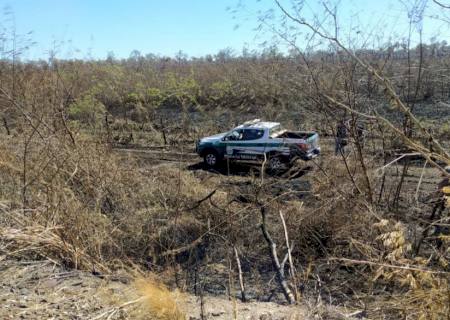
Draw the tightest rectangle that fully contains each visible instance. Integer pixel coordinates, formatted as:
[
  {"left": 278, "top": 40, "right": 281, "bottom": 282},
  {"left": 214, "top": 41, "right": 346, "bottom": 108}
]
[
  {"left": 203, "top": 150, "right": 219, "bottom": 168},
  {"left": 268, "top": 155, "right": 284, "bottom": 172}
]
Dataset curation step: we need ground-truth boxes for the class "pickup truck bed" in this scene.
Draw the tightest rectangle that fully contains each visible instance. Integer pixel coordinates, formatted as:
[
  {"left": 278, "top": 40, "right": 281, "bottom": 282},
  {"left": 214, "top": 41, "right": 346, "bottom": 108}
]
[{"left": 271, "top": 130, "right": 320, "bottom": 160}]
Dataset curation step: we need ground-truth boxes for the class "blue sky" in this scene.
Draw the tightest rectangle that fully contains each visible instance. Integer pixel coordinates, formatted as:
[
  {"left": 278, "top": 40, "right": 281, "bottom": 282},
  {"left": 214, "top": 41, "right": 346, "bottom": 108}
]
[
  {"left": 1, "top": 0, "right": 449, "bottom": 60},
  {"left": 1, "top": 0, "right": 261, "bottom": 59}
]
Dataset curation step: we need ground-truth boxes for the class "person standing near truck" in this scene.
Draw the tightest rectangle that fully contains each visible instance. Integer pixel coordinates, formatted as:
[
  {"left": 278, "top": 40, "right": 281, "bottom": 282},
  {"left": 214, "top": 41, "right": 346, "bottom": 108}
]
[
  {"left": 335, "top": 120, "right": 348, "bottom": 155},
  {"left": 356, "top": 122, "right": 365, "bottom": 147}
]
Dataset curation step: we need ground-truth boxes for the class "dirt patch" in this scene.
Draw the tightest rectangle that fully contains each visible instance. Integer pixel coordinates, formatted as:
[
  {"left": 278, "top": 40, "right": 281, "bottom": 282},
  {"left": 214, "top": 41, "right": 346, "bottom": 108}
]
[{"left": 0, "top": 259, "right": 313, "bottom": 319}]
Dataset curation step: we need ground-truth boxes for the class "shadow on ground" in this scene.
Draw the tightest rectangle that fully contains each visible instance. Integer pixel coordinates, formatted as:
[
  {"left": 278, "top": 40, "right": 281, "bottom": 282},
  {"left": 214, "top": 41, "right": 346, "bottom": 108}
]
[
  {"left": 187, "top": 161, "right": 314, "bottom": 179},
  {"left": 187, "top": 162, "right": 314, "bottom": 202}
]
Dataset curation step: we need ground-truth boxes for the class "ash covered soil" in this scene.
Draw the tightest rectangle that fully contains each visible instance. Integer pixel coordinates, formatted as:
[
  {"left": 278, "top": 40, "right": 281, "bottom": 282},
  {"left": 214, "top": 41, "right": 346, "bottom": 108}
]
[{"left": 0, "top": 259, "right": 314, "bottom": 320}]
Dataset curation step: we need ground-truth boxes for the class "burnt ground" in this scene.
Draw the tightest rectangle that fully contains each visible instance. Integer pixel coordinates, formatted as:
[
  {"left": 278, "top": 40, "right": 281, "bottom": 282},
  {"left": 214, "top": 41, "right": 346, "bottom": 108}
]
[
  {"left": 2, "top": 137, "right": 446, "bottom": 319},
  {"left": 114, "top": 137, "right": 445, "bottom": 248},
  {"left": 0, "top": 259, "right": 312, "bottom": 320}
]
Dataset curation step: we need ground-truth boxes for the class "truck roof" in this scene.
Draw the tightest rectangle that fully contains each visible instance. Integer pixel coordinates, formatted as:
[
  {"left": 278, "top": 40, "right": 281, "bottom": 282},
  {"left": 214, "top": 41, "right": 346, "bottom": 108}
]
[{"left": 235, "top": 120, "right": 280, "bottom": 130}]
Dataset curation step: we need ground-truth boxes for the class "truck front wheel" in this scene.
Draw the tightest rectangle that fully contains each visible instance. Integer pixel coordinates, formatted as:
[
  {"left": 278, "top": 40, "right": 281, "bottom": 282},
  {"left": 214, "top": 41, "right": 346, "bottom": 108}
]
[{"left": 203, "top": 150, "right": 219, "bottom": 168}]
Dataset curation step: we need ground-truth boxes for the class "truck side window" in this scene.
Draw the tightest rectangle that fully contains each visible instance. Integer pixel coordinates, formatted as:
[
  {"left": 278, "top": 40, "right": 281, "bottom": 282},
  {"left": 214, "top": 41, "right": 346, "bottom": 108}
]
[
  {"left": 224, "top": 129, "right": 243, "bottom": 141},
  {"left": 242, "top": 129, "right": 264, "bottom": 141}
]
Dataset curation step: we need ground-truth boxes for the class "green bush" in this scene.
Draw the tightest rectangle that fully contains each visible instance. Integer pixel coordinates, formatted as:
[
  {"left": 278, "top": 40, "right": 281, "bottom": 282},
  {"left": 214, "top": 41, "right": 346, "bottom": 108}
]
[
  {"left": 68, "top": 95, "right": 106, "bottom": 126},
  {"left": 146, "top": 88, "right": 165, "bottom": 107}
]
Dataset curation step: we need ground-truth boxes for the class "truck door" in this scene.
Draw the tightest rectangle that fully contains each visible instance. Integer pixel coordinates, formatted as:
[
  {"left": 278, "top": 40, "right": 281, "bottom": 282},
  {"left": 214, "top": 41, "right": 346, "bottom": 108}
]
[
  {"left": 224, "top": 128, "right": 265, "bottom": 160},
  {"left": 223, "top": 129, "right": 246, "bottom": 158},
  {"left": 240, "top": 128, "right": 265, "bottom": 157}
]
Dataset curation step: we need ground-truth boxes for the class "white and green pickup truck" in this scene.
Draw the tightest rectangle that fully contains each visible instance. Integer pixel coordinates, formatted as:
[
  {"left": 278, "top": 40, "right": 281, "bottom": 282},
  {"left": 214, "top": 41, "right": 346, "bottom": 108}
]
[{"left": 195, "top": 119, "right": 320, "bottom": 170}]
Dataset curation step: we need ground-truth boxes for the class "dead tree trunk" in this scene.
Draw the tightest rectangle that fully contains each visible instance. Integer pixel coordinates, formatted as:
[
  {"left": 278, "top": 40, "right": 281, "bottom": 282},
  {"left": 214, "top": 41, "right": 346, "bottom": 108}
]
[
  {"left": 260, "top": 206, "right": 296, "bottom": 304},
  {"left": 279, "top": 210, "right": 300, "bottom": 301},
  {"left": 160, "top": 117, "right": 167, "bottom": 146},
  {"left": 233, "top": 246, "right": 247, "bottom": 302}
]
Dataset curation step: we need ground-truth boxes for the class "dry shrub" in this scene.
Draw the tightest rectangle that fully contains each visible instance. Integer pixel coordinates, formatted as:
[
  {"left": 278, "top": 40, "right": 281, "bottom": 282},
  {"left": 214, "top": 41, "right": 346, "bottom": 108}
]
[
  {"left": 0, "top": 216, "right": 109, "bottom": 272},
  {"left": 92, "top": 274, "right": 186, "bottom": 320},
  {"left": 151, "top": 165, "right": 223, "bottom": 206},
  {"left": 156, "top": 215, "right": 204, "bottom": 253},
  {"left": 277, "top": 153, "right": 449, "bottom": 318},
  {"left": 281, "top": 200, "right": 334, "bottom": 257},
  {"left": 0, "top": 137, "right": 131, "bottom": 266},
  {"left": 278, "top": 157, "right": 379, "bottom": 259},
  {"left": 133, "top": 277, "right": 186, "bottom": 320},
  {"left": 374, "top": 268, "right": 450, "bottom": 319},
  {"left": 141, "top": 166, "right": 231, "bottom": 262},
  {"left": 370, "top": 219, "right": 450, "bottom": 319},
  {"left": 0, "top": 126, "right": 229, "bottom": 271}
]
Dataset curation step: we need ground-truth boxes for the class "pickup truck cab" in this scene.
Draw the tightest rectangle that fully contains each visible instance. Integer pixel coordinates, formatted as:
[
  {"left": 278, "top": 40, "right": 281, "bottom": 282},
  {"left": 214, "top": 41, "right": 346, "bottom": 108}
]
[{"left": 195, "top": 119, "right": 320, "bottom": 170}]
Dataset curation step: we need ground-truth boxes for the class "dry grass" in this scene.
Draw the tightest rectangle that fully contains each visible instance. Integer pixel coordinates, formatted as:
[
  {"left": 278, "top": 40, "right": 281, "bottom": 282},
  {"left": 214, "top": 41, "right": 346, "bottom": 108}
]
[
  {"left": 0, "top": 209, "right": 110, "bottom": 271},
  {"left": 0, "top": 126, "right": 447, "bottom": 319},
  {"left": 0, "top": 125, "right": 235, "bottom": 278},
  {"left": 0, "top": 82, "right": 447, "bottom": 320},
  {"left": 133, "top": 277, "right": 186, "bottom": 320}
]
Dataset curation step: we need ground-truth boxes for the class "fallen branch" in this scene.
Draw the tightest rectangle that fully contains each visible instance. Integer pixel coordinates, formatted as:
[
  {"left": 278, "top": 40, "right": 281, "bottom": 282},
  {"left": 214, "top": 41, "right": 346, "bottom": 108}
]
[
  {"left": 185, "top": 190, "right": 217, "bottom": 211},
  {"left": 160, "top": 236, "right": 203, "bottom": 257},
  {"left": 90, "top": 297, "right": 145, "bottom": 320},
  {"left": 330, "top": 257, "right": 450, "bottom": 274}
]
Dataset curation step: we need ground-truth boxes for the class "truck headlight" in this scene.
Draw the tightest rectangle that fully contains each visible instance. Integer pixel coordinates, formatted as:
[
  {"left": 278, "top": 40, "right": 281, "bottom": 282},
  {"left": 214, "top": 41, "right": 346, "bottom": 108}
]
[{"left": 195, "top": 140, "right": 200, "bottom": 152}]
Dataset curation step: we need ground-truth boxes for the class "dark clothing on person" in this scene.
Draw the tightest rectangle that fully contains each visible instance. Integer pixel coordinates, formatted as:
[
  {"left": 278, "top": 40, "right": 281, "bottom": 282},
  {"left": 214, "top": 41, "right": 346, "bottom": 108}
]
[
  {"left": 335, "top": 122, "right": 347, "bottom": 155},
  {"left": 356, "top": 123, "right": 365, "bottom": 146},
  {"left": 337, "top": 123, "right": 347, "bottom": 139}
]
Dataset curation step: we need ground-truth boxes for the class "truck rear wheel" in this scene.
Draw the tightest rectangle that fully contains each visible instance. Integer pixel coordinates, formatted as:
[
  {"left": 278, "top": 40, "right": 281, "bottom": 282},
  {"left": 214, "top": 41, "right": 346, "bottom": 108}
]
[{"left": 268, "top": 155, "right": 283, "bottom": 172}]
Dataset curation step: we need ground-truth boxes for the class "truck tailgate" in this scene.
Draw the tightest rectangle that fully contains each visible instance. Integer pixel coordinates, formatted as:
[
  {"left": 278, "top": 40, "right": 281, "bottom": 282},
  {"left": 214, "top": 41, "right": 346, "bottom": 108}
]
[{"left": 307, "top": 133, "right": 319, "bottom": 149}]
